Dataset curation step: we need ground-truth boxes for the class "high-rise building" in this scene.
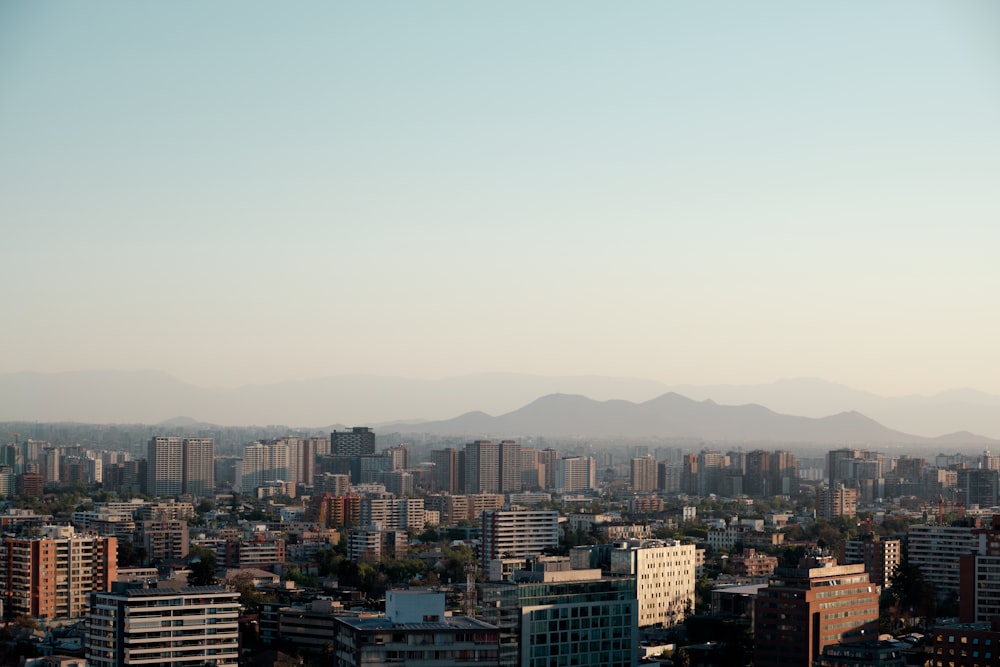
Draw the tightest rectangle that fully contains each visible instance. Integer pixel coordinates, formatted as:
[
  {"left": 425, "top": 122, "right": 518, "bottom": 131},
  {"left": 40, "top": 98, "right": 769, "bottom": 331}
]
[
  {"left": 754, "top": 554, "right": 879, "bottom": 667},
  {"left": 182, "top": 437, "right": 214, "bottom": 497},
  {"left": 430, "top": 448, "right": 462, "bottom": 493},
  {"left": 148, "top": 436, "right": 215, "bottom": 498},
  {"left": 0, "top": 525, "right": 117, "bottom": 620},
  {"left": 630, "top": 456, "right": 657, "bottom": 493},
  {"left": 384, "top": 444, "right": 409, "bottom": 471},
  {"left": 85, "top": 583, "right": 239, "bottom": 667},
  {"left": 498, "top": 440, "right": 522, "bottom": 493},
  {"left": 481, "top": 509, "right": 559, "bottom": 565},
  {"left": 480, "top": 558, "right": 638, "bottom": 667},
  {"left": 610, "top": 539, "right": 696, "bottom": 627},
  {"left": 557, "top": 456, "right": 596, "bottom": 492},
  {"left": 147, "top": 437, "right": 182, "bottom": 497},
  {"left": 278, "top": 436, "right": 315, "bottom": 489},
  {"left": 959, "top": 518, "right": 1000, "bottom": 623},
  {"left": 331, "top": 427, "right": 376, "bottom": 456},
  {"left": 844, "top": 535, "right": 902, "bottom": 588},
  {"left": 817, "top": 484, "right": 858, "bottom": 519},
  {"left": 465, "top": 440, "right": 500, "bottom": 494},
  {"left": 238, "top": 441, "right": 290, "bottom": 493},
  {"left": 908, "top": 522, "right": 983, "bottom": 596},
  {"left": 538, "top": 448, "right": 560, "bottom": 490}
]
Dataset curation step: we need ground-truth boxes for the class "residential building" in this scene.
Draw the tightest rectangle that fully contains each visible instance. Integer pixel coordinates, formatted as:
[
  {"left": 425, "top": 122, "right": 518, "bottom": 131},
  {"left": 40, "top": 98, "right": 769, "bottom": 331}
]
[
  {"left": 359, "top": 497, "right": 426, "bottom": 532},
  {"left": 181, "top": 437, "right": 214, "bottom": 497},
  {"left": 136, "top": 519, "right": 190, "bottom": 562},
  {"left": 481, "top": 509, "right": 559, "bottom": 566},
  {"left": 754, "top": 554, "right": 879, "bottom": 667},
  {"left": 148, "top": 436, "right": 215, "bottom": 498},
  {"left": 817, "top": 484, "right": 858, "bottom": 519},
  {"left": 630, "top": 456, "right": 657, "bottom": 493},
  {"left": 844, "top": 535, "right": 901, "bottom": 588},
  {"left": 557, "top": 456, "right": 596, "bottom": 492},
  {"left": 609, "top": 539, "right": 696, "bottom": 627},
  {"left": 0, "top": 525, "right": 117, "bottom": 620},
  {"left": 334, "top": 590, "right": 500, "bottom": 667},
  {"left": 731, "top": 548, "right": 779, "bottom": 578},
  {"left": 908, "top": 522, "right": 983, "bottom": 596},
  {"left": 238, "top": 441, "right": 290, "bottom": 493},
  {"left": 147, "top": 437, "right": 182, "bottom": 497},
  {"left": 464, "top": 440, "right": 521, "bottom": 494},
  {"left": 85, "top": 583, "right": 239, "bottom": 667},
  {"left": 347, "top": 527, "right": 407, "bottom": 561}
]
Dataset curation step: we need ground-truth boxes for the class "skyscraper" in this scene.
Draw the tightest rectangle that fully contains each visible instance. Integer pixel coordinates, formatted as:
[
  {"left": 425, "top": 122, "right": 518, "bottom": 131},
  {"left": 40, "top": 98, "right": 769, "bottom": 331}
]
[
  {"left": 465, "top": 440, "right": 500, "bottom": 494},
  {"left": 238, "top": 441, "right": 290, "bottom": 493},
  {"left": 147, "top": 437, "right": 183, "bottom": 497},
  {"left": 182, "top": 437, "right": 214, "bottom": 497},
  {"left": 148, "top": 436, "right": 215, "bottom": 498},
  {"left": 630, "top": 456, "right": 657, "bottom": 492}
]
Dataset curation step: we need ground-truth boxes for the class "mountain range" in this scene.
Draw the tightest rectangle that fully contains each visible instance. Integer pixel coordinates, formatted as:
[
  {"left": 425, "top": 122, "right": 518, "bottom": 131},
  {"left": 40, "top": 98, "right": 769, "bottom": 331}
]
[{"left": 2, "top": 370, "right": 1000, "bottom": 444}]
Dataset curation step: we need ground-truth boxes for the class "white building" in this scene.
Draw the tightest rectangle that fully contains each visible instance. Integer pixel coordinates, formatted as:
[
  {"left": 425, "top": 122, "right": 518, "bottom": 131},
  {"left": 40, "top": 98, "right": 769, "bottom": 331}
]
[
  {"left": 481, "top": 509, "right": 559, "bottom": 565},
  {"left": 610, "top": 539, "right": 697, "bottom": 628},
  {"left": 85, "top": 583, "right": 239, "bottom": 667},
  {"left": 908, "top": 523, "right": 983, "bottom": 595}
]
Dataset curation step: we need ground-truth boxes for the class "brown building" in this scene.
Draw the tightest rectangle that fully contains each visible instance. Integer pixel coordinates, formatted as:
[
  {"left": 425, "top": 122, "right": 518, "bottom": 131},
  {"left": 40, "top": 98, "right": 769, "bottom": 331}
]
[
  {"left": 0, "top": 525, "right": 117, "bottom": 620},
  {"left": 817, "top": 484, "right": 858, "bottom": 519},
  {"left": 931, "top": 618, "right": 1000, "bottom": 667},
  {"left": 731, "top": 548, "right": 778, "bottom": 578},
  {"left": 754, "top": 554, "right": 879, "bottom": 667}
]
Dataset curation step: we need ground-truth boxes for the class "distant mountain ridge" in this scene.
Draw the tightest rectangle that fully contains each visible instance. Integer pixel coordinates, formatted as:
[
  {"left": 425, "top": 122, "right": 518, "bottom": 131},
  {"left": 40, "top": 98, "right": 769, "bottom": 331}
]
[
  {"left": 385, "top": 392, "right": 997, "bottom": 446},
  {"left": 2, "top": 370, "right": 1000, "bottom": 440}
]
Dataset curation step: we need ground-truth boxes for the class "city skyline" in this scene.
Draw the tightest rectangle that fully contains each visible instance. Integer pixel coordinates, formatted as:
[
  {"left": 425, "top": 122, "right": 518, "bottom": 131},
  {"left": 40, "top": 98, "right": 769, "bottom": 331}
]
[{"left": 3, "top": 3, "right": 999, "bottom": 399}]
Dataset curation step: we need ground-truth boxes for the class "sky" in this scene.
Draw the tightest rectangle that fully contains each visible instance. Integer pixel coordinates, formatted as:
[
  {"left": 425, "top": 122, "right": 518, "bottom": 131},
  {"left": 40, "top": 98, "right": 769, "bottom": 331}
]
[{"left": 2, "top": 2, "right": 999, "bottom": 396}]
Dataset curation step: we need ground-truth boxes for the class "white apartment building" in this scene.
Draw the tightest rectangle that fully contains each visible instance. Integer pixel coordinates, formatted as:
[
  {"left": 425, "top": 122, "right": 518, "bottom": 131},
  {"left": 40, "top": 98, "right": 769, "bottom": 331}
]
[
  {"left": 481, "top": 509, "right": 559, "bottom": 564},
  {"left": 610, "top": 539, "right": 696, "bottom": 628},
  {"left": 907, "top": 523, "right": 984, "bottom": 595},
  {"left": 86, "top": 583, "right": 239, "bottom": 667}
]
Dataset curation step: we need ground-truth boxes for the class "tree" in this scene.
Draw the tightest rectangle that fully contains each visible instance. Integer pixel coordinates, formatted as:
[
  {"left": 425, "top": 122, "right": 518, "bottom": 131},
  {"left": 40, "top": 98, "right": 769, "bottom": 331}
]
[{"left": 189, "top": 551, "right": 217, "bottom": 586}]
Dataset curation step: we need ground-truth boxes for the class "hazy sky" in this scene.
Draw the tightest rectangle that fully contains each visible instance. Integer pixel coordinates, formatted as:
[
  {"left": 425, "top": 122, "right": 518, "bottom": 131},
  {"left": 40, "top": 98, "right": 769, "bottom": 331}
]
[{"left": 2, "top": 2, "right": 999, "bottom": 396}]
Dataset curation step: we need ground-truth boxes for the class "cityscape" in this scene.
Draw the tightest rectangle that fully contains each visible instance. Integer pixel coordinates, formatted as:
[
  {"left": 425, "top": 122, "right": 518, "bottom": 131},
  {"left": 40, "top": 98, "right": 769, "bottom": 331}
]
[
  {"left": 0, "top": 414, "right": 995, "bottom": 666},
  {"left": 3, "top": 2, "right": 998, "bottom": 667}
]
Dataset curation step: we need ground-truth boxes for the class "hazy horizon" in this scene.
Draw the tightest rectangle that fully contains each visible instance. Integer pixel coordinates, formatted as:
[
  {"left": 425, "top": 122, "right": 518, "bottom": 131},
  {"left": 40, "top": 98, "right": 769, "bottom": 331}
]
[{"left": 3, "top": 3, "right": 999, "bottom": 398}]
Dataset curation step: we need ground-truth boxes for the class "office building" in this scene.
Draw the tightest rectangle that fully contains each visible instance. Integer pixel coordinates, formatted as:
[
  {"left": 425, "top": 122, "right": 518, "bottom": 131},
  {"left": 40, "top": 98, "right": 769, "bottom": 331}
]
[
  {"left": 929, "top": 619, "right": 1000, "bottom": 667},
  {"left": 331, "top": 427, "right": 376, "bottom": 456},
  {"left": 85, "top": 583, "right": 239, "bottom": 667},
  {"left": 0, "top": 525, "right": 117, "bottom": 620},
  {"left": 610, "top": 539, "right": 696, "bottom": 628},
  {"left": 480, "top": 558, "right": 637, "bottom": 667},
  {"left": 334, "top": 590, "right": 500, "bottom": 667},
  {"left": 754, "top": 554, "right": 879, "bottom": 667}
]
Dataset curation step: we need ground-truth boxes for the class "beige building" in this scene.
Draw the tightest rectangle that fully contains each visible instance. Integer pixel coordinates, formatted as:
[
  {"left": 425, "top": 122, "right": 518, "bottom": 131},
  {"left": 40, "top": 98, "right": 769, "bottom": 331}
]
[{"left": 610, "top": 539, "right": 696, "bottom": 628}]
